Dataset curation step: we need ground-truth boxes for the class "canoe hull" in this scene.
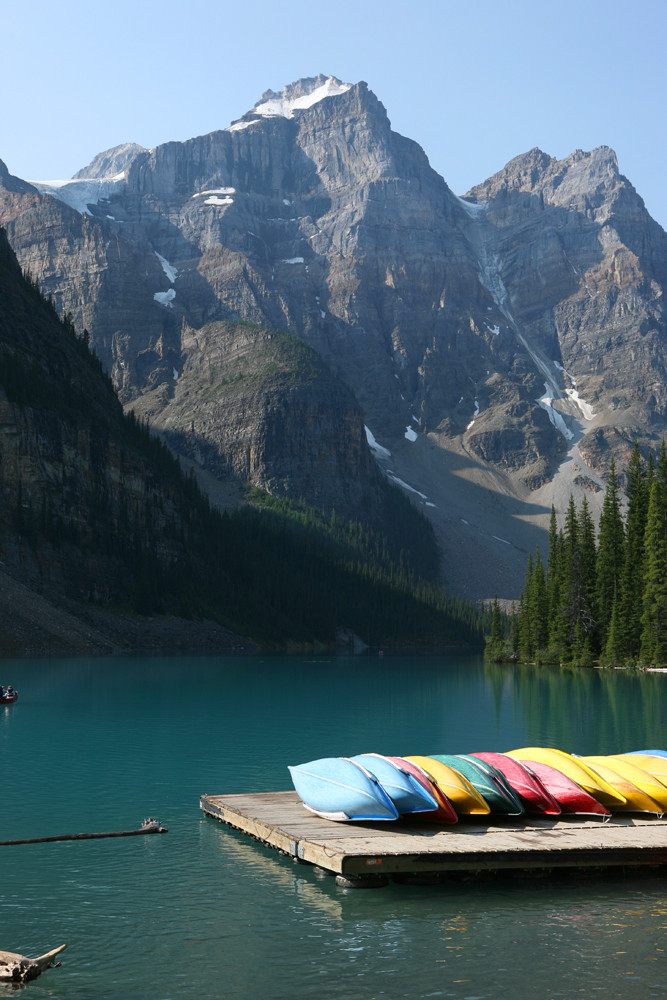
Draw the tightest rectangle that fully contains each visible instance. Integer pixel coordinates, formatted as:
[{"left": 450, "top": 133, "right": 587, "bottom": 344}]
[
  {"left": 471, "top": 752, "right": 561, "bottom": 815},
  {"left": 430, "top": 754, "right": 524, "bottom": 815},
  {"left": 288, "top": 758, "right": 399, "bottom": 821},
  {"left": 351, "top": 753, "right": 438, "bottom": 814},
  {"left": 518, "top": 760, "right": 610, "bottom": 818},
  {"left": 387, "top": 757, "right": 458, "bottom": 823},
  {"left": 506, "top": 747, "right": 626, "bottom": 807},
  {"left": 405, "top": 755, "right": 490, "bottom": 815},
  {"left": 579, "top": 756, "right": 664, "bottom": 815}
]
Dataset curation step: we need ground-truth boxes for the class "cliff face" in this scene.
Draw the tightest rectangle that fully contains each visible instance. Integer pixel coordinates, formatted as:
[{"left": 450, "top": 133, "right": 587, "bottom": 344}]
[
  {"left": 465, "top": 145, "right": 667, "bottom": 475},
  {"left": 130, "top": 320, "right": 383, "bottom": 515},
  {"left": 2, "top": 75, "right": 667, "bottom": 598},
  {"left": 0, "top": 227, "right": 198, "bottom": 608}
]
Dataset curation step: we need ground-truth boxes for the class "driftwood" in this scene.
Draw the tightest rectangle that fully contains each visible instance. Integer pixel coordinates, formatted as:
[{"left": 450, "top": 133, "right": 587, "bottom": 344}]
[
  {"left": 0, "top": 944, "right": 66, "bottom": 983},
  {"left": 0, "top": 817, "right": 167, "bottom": 846}
]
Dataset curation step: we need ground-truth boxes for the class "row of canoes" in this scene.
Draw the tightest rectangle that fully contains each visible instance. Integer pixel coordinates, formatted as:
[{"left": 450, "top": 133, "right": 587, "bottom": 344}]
[{"left": 287, "top": 748, "right": 667, "bottom": 823}]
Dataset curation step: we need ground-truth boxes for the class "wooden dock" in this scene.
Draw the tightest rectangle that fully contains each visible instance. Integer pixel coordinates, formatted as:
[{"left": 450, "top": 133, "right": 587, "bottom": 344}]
[{"left": 200, "top": 791, "right": 667, "bottom": 885}]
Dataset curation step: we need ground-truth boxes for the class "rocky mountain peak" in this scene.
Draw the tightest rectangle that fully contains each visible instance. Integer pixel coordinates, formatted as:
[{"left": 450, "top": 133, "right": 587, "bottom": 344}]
[
  {"left": 468, "top": 144, "right": 627, "bottom": 215},
  {"left": 0, "top": 159, "right": 36, "bottom": 195},
  {"left": 252, "top": 74, "right": 352, "bottom": 117},
  {"left": 72, "top": 142, "right": 146, "bottom": 180},
  {"left": 2, "top": 77, "right": 667, "bottom": 604}
]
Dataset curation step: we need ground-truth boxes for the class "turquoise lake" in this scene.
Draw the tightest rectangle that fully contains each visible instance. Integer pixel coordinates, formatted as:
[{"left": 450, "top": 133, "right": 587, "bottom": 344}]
[{"left": 1, "top": 653, "right": 666, "bottom": 999}]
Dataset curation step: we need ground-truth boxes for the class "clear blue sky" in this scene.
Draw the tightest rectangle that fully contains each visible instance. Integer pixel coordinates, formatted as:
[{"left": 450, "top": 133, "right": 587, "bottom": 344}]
[{"left": 3, "top": 0, "right": 666, "bottom": 228}]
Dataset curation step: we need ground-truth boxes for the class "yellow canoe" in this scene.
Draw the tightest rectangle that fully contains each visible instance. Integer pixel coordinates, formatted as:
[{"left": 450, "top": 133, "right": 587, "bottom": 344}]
[
  {"left": 614, "top": 753, "right": 667, "bottom": 788},
  {"left": 505, "top": 748, "right": 627, "bottom": 807},
  {"left": 578, "top": 756, "right": 664, "bottom": 815},
  {"left": 405, "top": 755, "right": 490, "bottom": 815}
]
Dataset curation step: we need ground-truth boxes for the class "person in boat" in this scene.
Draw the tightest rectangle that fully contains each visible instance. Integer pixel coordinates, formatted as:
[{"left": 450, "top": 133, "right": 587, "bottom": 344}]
[{"left": 0, "top": 686, "right": 4, "bottom": 698}]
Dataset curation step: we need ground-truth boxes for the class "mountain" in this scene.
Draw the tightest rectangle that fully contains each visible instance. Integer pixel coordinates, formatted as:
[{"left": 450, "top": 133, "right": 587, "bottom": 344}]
[
  {"left": 1, "top": 225, "right": 480, "bottom": 654},
  {"left": 2, "top": 75, "right": 666, "bottom": 601}
]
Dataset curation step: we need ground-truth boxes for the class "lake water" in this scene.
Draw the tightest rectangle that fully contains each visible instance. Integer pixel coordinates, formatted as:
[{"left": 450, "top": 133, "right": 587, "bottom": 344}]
[{"left": 1, "top": 653, "right": 666, "bottom": 999}]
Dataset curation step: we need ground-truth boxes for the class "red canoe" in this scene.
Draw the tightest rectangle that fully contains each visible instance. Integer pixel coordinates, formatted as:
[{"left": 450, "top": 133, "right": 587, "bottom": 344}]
[
  {"left": 387, "top": 756, "right": 458, "bottom": 824},
  {"left": 519, "top": 759, "right": 610, "bottom": 818},
  {"left": 471, "top": 752, "right": 561, "bottom": 815}
]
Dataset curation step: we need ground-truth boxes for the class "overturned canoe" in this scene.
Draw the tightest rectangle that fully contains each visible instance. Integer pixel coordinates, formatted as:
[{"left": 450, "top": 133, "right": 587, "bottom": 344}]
[
  {"left": 615, "top": 753, "right": 667, "bottom": 788},
  {"left": 351, "top": 753, "right": 438, "bottom": 814},
  {"left": 505, "top": 747, "right": 626, "bottom": 808},
  {"left": 579, "top": 756, "right": 664, "bottom": 815},
  {"left": 386, "top": 756, "right": 458, "bottom": 823},
  {"left": 471, "top": 751, "right": 561, "bottom": 815},
  {"left": 288, "top": 757, "right": 399, "bottom": 822},
  {"left": 405, "top": 755, "right": 490, "bottom": 815},
  {"left": 429, "top": 754, "right": 524, "bottom": 815},
  {"left": 518, "top": 760, "right": 610, "bottom": 818}
]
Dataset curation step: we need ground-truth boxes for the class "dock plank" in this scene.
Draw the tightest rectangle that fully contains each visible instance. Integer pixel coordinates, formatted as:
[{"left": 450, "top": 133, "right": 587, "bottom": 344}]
[{"left": 200, "top": 791, "right": 667, "bottom": 878}]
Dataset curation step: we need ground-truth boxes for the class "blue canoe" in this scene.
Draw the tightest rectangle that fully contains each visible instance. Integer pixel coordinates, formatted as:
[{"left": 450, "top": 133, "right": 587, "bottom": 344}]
[
  {"left": 288, "top": 757, "right": 400, "bottom": 821},
  {"left": 628, "top": 749, "right": 667, "bottom": 759},
  {"left": 351, "top": 753, "right": 438, "bottom": 814}
]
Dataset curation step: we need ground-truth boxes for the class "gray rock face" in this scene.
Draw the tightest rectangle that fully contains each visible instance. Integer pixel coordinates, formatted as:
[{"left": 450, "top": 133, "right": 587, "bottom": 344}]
[
  {"left": 129, "top": 320, "right": 384, "bottom": 517},
  {"left": 72, "top": 142, "right": 146, "bottom": 179},
  {"left": 2, "top": 76, "right": 667, "bottom": 597}
]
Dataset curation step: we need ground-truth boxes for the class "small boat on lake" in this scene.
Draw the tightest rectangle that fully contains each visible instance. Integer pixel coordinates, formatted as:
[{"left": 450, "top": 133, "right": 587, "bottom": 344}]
[
  {"left": 471, "top": 751, "right": 561, "bottom": 815},
  {"left": 405, "top": 755, "right": 490, "bottom": 815},
  {"left": 429, "top": 753, "right": 524, "bottom": 815},
  {"left": 288, "top": 757, "right": 399, "bottom": 822},
  {"left": 505, "top": 747, "right": 626, "bottom": 808},
  {"left": 351, "top": 753, "right": 439, "bottom": 814},
  {"left": 386, "top": 756, "right": 458, "bottom": 823},
  {"left": 517, "top": 760, "right": 611, "bottom": 818},
  {"left": 0, "top": 687, "right": 17, "bottom": 705}
]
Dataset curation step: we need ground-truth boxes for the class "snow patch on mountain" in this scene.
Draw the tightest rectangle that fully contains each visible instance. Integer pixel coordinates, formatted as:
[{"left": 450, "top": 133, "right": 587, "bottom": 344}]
[
  {"left": 254, "top": 76, "right": 351, "bottom": 119},
  {"left": 155, "top": 252, "right": 178, "bottom": 283},
  {"left": 365, "top": 426, "right": 391, "bottom": 459},
  {"left": 228, "top": 76, "right": 351, "bottom": 131},
  {"left": 29, "top": 174, "right": 127, "bottom": 215}
]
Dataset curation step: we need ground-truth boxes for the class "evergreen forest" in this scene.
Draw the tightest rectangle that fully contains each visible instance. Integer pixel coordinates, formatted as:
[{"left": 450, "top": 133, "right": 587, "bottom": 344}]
[{"left": 487, "top": 444, "right": 667, "bottom": 667}]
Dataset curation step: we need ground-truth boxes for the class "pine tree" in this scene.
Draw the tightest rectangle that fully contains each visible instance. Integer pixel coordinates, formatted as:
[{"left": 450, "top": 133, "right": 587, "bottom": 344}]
[
  {"left": 578, "top": 495, "right": 598, "bottom": 644},
  {"left": 640, "top": 480, "right": 667, "bottom": 664},
  {"left": 620, "top": 443, "right": 648, "bottom": 658},
  {"left": 596, "top": 458, "right": 625, "bottom": 649},
  {"left": 558, "top": 495, "right": 584, "bottom": 655},
  {"left": 490, "top": 595, "right": 503, "bottom": 645}
]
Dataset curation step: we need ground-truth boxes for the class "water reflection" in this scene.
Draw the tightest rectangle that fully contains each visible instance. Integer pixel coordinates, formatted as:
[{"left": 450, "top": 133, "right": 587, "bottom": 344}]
[{"left": 1, "top": 654, "right": 666, "bottom": 1000}]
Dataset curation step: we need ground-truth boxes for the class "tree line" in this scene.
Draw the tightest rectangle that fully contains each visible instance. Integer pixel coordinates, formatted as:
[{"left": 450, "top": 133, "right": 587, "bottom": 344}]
[{"left": 486, "top": 443, "right": 667, "bottom": 667}]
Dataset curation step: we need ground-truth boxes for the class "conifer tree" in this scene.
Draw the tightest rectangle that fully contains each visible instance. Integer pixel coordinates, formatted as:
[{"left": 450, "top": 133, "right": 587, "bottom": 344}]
[
  {"left": 578, "top": 495, "right": 598, "bottom": 642},
  {"left": 596, "top": 458, "right": 625, "bottom": 648},
  {"left": 490, "top": 594, "right": 503, "bottom": 646},
  {"left": 640, "top": 480, "right": 667, "bottom": 664},
  {"left": 558, "top": 495, "right": 584, "bottom": 653},
  {"left": 518, "top": 557, "right": 533, "bottom": 661},
  {"left": 621, "top": 443, "right": 648, "bottom": 657},
  {"left": 546, "top": 506, "right": 561, "bottom": 634}
]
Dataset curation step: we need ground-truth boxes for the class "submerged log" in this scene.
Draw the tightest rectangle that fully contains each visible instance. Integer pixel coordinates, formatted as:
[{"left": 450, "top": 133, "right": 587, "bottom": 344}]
[
  {"left": 0, "top": 817, "right": 167, "bottom": 846},
  {"left": 0, "top": 944, "right": 66, "bottom": 983}
]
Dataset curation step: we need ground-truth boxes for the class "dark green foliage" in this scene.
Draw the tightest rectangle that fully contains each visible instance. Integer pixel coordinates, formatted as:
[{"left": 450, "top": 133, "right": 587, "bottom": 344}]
[
  {"left": 596, "top": 458, "right": 625, "bottom": 647},
  {"left": 493, "top": 442, "right": 667, "bottom": 667}
]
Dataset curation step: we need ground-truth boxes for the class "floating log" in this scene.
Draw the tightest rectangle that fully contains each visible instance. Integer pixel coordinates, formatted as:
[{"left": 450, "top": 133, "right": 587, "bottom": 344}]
[
  {"left": 0, "top": 944, "right": 66, "bottom": 983},
  {"left": 0, "top": 818, "right": 167, "bottom": 846}
]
